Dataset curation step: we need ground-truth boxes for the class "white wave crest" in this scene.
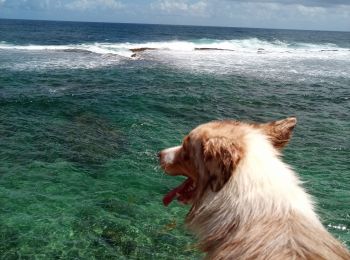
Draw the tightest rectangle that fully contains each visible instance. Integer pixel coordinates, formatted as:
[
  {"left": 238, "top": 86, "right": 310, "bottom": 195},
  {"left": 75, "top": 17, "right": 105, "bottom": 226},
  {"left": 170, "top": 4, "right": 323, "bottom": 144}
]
[
  {"left": 0, "top": 38, "right": 348, "bottom": 58},
  {"left": 1, "top": 38, "right": 349, "bottom": 81}
]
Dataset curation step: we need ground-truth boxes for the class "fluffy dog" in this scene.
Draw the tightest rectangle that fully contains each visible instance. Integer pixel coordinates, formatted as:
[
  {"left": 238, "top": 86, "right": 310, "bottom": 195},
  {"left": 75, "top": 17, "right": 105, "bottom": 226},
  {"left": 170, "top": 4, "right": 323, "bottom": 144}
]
[{"left": 159, "top": 117, "right": 350, "bottom": 260}]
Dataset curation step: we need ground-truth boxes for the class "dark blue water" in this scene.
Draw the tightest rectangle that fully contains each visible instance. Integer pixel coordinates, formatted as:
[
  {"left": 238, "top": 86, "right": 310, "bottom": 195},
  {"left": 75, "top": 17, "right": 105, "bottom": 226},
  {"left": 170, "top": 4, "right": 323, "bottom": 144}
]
[
  {"left": 0, "top": 19, "right": 349, "bottom": 259},
  {"left": 1, "top": 19, "right": 350, "bottom": 47}
]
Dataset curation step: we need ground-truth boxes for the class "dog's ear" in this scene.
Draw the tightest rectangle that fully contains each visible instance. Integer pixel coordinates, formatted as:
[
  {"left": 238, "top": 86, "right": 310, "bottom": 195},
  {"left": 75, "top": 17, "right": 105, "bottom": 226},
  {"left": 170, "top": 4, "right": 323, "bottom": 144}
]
[
  {"left": 259, "top": 117, "right": 297, "bottom": 149},
  {"left": 203, "top": 137, "right": 241, "bottom": 192}
]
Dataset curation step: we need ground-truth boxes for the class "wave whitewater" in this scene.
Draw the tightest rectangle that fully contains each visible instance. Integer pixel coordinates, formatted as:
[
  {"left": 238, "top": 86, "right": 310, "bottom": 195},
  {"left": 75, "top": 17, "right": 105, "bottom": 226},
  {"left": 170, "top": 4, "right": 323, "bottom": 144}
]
[
  {"left": 1, "top": 38, "right": 349, "bottom": 80},
  {"left": 0, "top": 38, "right": 348, "bottom": 58}
]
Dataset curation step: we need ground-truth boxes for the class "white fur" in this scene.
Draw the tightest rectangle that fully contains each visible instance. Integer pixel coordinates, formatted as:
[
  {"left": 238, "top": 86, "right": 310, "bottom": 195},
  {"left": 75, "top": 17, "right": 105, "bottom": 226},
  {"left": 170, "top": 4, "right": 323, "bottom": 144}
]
[
  {"left": 234, "top": 129, "right": 319, "bottom": 222},
  {"left": 162, "top": 145, "right": 181, "bottom": 164},
  {"left": 189, "top": 128, "right": 323, "bottom": 239},
  {"left": 177, "top": 122, "right": 349, "bottom": 259}
]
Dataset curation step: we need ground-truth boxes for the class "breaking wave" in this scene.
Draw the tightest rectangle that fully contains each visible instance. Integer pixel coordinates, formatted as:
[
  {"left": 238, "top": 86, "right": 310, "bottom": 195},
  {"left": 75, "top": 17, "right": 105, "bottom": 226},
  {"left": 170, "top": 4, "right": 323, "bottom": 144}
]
[
  {"left": 0, "top": 38, "right": 348, "bottom": 58},
  {"left": 1, "top": 38, "right": 349, "bottom": 81}
]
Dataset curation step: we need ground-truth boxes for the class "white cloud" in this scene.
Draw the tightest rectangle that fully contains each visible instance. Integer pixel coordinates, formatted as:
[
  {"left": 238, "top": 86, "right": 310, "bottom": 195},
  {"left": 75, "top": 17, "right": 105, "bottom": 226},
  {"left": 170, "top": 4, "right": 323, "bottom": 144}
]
[
  {"left": 152, "top": 0, "right": 208, "bottom": 16},
  {"left": 191, "top": 1, "right": 207, "bottom": 14},
  {"left": 0, "top": 0, "right": 65, "bottom": 10},
  {"left": 337, "top": 4, "right": 350, "bottom": 18},
  {"left": 65, "top": 0, "right": 124, "bottom": 11},
  {"left": 295, "top": 4, "right": 327, "bottom": 16},
  {"left": 224, "top": 1, "right": 350, "bottom": 30},
  {"left": 0, "top": 0, "right": 348, "bottom": 31},
  {"left": 157, "top": 1, "right": 188, "bottom": 12},
  {"left": 225, "top": 0, "right": 349, "bottom": 7},
  {"left": 148, "top": 0, "right": 349, "bottom": 30}
]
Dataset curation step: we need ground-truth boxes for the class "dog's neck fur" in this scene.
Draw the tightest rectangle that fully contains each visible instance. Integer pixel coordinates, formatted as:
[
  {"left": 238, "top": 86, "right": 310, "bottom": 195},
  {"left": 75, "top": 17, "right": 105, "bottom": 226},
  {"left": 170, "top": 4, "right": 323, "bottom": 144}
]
[{"left": 186, "top": 129, "right": 349, "bottom": 259}]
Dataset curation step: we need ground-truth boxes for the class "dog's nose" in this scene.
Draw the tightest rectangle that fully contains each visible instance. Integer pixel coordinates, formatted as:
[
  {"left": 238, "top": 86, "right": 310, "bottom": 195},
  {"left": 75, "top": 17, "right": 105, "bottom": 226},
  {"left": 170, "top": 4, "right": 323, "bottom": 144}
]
[{"left": 157, "top": 151, "right": 162, "bottom": 160}]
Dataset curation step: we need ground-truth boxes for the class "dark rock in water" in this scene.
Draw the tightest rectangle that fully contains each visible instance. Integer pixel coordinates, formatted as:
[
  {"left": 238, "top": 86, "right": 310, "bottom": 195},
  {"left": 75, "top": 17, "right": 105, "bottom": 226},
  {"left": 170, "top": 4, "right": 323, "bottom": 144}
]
[
  {"left": 320, "top": 49, "right": 338, "bottom": 52},
  {"left": 131, "top": 53, "right": 137, "bottom": 58},
  {"left": 194, "top": 48, "right": 234, "bottom": 51},
  {"left": 63, "top": 49, "right": 93, "bottom": 54},
  {"left": 35, "top": 112, "right": 126, "bottom": 170},
  {"left": 129, "top": 47, "right": 157, "bottom": 53},
  {"left": 100, "top": 199, "right": 136, "bottom": 217},
  {"left": 62, "top": 114, "right": 124, "bottom": 168},
  {"left": 258, "top": 48, "right": 265, "bottom": 51}
]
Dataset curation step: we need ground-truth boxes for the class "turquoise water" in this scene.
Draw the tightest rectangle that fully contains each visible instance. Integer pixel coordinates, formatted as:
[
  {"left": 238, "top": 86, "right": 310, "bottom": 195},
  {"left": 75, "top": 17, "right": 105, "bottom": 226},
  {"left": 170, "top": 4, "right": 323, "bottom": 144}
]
[{"left": 0, "top": 19, "right": 349, "bottom": 259}]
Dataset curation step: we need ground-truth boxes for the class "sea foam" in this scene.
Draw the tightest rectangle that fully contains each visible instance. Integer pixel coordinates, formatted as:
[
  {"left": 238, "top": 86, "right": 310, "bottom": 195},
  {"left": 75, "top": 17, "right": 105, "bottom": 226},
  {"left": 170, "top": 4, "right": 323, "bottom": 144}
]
[
  {"left": 0, "top": 38, "right": 348, "bottom": 58},
  {"left": 1, "top": 38, "right": 349, "bottom": 81}
]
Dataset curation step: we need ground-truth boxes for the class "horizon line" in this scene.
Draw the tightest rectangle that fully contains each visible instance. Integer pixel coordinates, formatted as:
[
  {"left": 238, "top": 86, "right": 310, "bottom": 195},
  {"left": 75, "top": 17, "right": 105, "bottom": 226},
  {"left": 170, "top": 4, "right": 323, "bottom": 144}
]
[{"left": 1, "top": 17, "right": 349, "bottom": 33}]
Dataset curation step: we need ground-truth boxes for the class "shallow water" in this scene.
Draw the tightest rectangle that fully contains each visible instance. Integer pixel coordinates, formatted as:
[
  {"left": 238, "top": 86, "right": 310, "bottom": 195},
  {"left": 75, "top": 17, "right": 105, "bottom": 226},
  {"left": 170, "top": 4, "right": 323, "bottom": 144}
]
[{"left": 0, "top": 19, "right": 349, "bottom": 259}]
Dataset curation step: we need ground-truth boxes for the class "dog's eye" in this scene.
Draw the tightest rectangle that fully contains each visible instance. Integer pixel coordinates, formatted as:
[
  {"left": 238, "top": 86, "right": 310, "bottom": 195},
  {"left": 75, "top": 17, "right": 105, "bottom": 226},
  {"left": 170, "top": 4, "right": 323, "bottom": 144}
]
[
  {"left": 183, "top": 151, "right": 190, "bottom": 161},
  {"left": 182, "top": 145, "right": 190, "bottom": 160}
]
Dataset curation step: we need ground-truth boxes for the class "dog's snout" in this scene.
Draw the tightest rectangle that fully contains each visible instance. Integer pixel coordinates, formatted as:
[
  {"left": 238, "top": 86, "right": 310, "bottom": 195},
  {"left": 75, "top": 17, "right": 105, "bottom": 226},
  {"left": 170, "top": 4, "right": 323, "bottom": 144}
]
[{"left": 159, "top": 146, "right": 182, "bottom": 165}]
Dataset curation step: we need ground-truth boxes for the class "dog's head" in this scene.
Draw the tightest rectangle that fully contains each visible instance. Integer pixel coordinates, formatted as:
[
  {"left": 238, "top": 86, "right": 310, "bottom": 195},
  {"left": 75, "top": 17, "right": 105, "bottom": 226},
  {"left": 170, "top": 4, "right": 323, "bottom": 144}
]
[{"left": 159, "top": 117, "right": 297, "bottom": 206}]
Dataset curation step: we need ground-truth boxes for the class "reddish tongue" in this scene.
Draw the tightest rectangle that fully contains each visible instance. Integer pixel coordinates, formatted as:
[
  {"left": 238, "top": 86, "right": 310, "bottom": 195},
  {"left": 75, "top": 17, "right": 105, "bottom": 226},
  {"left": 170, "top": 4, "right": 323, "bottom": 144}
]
[{"left": 163, "top": 178, "right": 192, "bottom": 206}]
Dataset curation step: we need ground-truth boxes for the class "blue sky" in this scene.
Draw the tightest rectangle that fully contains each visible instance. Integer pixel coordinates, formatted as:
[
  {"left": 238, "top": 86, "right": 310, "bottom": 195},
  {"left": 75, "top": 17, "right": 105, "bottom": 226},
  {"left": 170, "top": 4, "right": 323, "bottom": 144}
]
[{"left": 0, "top": 0, "right": 349, "bottom": 31}]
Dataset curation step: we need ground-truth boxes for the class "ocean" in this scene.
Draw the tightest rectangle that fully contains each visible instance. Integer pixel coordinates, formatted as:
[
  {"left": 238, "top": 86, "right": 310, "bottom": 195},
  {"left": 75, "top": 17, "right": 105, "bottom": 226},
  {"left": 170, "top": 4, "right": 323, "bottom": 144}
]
[{"left": 0, "top": 19, "right": 349, "bottom": 259}]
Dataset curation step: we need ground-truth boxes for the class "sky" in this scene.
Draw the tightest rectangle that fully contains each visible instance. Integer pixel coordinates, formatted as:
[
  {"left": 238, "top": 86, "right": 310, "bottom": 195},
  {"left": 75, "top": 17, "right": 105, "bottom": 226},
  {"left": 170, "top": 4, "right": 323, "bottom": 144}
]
[{"left": 0, "top": 0, "right": 349, "bottom": 31}]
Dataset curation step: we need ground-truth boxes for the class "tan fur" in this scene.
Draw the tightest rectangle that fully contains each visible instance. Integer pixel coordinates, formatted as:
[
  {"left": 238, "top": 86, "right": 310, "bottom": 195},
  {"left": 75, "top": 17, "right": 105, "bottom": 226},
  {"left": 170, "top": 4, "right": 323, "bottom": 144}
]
[{"left": 159, "top": 117, "right": 350, "bottom": 260}]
